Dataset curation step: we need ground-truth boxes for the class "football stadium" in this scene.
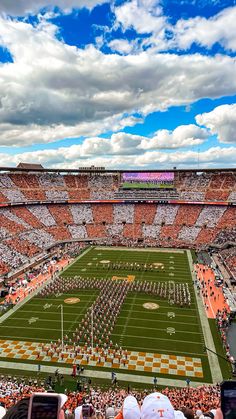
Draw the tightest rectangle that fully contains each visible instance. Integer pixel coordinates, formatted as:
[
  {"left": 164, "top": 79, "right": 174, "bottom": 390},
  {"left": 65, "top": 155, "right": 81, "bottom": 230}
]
[
  {"left": 0, "top": 167, "right": 235, "bottom": 413},
  {"left": 0, "top": 0, "right": 236, "bottom": 416}
]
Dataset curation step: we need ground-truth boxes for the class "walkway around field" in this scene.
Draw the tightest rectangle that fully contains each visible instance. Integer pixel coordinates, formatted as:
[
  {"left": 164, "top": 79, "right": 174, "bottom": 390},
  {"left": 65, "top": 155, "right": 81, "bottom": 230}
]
[
  {"left": 187, "top": 251, "right": 223, "bottom": 384},
  {"left": 195, "top": 264, "right": 229, "bottom": 319},
  {"left": 0, "top": 359, "right": 209, "bottom": 388},
  {"left": 0, "top": 259, "right": 70, "bottom": 324},
  {"left": 4, "top": 259, "right": 70, "bottom": 306}
]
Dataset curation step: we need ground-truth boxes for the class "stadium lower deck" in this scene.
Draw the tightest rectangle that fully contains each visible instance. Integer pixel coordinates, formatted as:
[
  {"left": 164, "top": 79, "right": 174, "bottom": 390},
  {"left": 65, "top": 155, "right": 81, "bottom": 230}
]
[{"left": 0, "top": 246, "right": 225, "bottom": 385}]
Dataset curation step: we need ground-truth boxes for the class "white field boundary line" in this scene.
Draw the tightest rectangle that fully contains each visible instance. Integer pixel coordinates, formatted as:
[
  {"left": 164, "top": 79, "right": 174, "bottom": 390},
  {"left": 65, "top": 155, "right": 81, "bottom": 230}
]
[
  {"left": 187, "top": 250, "right": 223, "bottom": 384},
  {"left": 117, "top": 317, "right": 199, "bottom": 326},
  {"left": 95, "top": 246, "right": 185, "bottom": 253},
  {"left": 59, "top": 246, "right": 93, "bottom": 275}
]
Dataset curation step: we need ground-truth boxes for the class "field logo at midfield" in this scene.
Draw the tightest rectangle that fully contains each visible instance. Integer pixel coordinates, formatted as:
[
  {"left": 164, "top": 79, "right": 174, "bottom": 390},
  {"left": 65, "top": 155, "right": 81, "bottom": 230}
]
[
  {"left": 64, "top": 298, "right": 80, "bottom": 304},
  {"left": 112, "top": 275, "right": 135, "bottom": 282},
  {"left": 143, "top": 303, "right": 159, "bottom": 310}
]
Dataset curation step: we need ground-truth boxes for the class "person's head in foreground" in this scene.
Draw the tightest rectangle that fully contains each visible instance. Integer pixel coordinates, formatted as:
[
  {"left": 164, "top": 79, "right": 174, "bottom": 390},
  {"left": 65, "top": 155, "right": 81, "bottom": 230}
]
[
  {"left": 115, "top": 395, "right": 141, "bottom": 419},
  {"left": 141, "top": 392, "right": 175, "bottom": 419},
  {"left": 74, "top": 403, "right": 96, "bottom": 418}
]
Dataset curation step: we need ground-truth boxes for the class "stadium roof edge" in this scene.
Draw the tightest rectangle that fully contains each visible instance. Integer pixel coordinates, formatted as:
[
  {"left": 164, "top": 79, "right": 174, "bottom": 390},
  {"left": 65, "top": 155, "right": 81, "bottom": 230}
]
[{"left": 0, "top": 166, "right": 235, "bottom": 173}]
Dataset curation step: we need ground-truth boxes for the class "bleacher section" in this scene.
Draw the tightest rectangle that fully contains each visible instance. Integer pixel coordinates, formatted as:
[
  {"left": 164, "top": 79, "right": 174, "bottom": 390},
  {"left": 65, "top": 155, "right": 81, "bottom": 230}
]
[
  {"left": 0, "top": 202, "right": 235, "bottom": 275},
  {"left": 0, "top": 170, "right": 235, "bottom": 204},
  {"left": 0, "top": 168, "right": 235, "bottom": 276}
]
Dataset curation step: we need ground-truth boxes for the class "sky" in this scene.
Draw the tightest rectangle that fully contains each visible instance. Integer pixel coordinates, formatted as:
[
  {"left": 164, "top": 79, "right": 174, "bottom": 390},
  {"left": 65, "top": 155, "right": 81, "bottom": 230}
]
[{"left": 0, "top": 0, "right": 236, "bottom": 170}]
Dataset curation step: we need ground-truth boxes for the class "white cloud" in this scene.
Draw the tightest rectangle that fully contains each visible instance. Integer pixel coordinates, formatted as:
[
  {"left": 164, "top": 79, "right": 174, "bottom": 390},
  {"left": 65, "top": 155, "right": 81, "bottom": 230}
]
[
  {"left": 0, "top": 144, "right": 235, "bottom": 170},
  {"left": 0, "top": 16, "right": 236, "bottom": 147},
  {"left": 112, "top": 4, "right": 236, "bottom": 53},
  {"left": 196, "top": 103, "right": 236, "bottom": 144},
  {"left": 108, "top": 39, "right": 135, "bottom": 55},
  {"left": 0, "top": 116, "right": 144, "bottom": 147},
  {"left": 0, "top": 123, "right": 214, "bottom": 169},
  {"left": 173, "top": 6, "right": 236, "bottom": 52},
  {"left": 114, "top": 0, "right": 165, "bottom": 35},
  {"left": 140, "top": 124, "right": 208, "bottom": 149},
  {"left": 0, "top": 0, "right": 105, "bottom": 16}
]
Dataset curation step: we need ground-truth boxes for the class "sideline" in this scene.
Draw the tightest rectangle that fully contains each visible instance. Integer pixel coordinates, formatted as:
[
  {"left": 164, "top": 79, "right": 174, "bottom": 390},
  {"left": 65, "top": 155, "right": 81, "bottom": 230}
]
[
  {"left": 0, "top": 360, "right": 209, "bottom": 388},
  {"left": 60, "top": 246, "right": 93, "bottom": 275},
  {"left": 187, "top": 250, "right": 223, "bottom": 384},
  {"left": 0, "top": 276, "right": 54, "bottom": 324}
]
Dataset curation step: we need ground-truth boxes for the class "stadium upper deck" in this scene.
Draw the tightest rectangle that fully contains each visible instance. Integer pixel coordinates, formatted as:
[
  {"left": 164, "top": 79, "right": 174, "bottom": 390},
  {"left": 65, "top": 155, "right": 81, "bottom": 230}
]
[
  {"left": 0, "top": 167, "right": 235, "bottom": 205},
  {"left": 0, "top": 167, "right": 235, "bottom": 276}
]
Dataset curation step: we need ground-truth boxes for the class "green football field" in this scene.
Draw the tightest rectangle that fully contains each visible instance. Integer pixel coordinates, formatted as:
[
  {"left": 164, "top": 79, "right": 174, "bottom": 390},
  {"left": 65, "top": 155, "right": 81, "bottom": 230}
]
[{"left": 0, "top": 246, "right": 221, "bottom": 383}]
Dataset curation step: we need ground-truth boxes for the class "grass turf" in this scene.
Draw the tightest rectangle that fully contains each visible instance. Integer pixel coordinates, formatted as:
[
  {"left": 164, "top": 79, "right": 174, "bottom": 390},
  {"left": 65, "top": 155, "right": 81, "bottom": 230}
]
[{"left": 0, "top": 247, "right": 214, "bottom": 383}]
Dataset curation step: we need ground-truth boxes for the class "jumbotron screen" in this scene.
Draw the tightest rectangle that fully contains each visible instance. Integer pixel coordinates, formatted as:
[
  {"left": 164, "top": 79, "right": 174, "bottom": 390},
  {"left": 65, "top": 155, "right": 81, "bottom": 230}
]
[{"left": 122, "top": 172, "right": 174, "bottom": 189}]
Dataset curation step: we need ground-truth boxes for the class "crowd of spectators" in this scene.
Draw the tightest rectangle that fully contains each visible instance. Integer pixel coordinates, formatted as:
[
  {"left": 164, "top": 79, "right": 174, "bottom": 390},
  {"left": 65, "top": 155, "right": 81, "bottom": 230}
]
[
  {"left": 215, "top": 309, "right": 235, "bottom": 364},
  {"left": 0, "top": 171, "right": 235, "bottom": 205},
  {"left": 28, "top": 205, "right": 57, "bottom": 227},
  {"left": 214, "top": 230, "right": 236, "bottom": 246},
  {"left": 217, "top": 247, "right": 236, "bottom": 279},
  {"left": 0, "top": 202, "right": 235, "bottom": 276},
  {"left": 0, "top": 379, "right": 223, "bottom": 418}
]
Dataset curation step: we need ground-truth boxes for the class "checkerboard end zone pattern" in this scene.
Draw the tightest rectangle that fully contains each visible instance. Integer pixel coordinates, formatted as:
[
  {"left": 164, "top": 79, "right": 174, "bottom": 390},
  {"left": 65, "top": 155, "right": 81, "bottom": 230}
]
[{"left": 0, "top": 340, "right": 203, "bottom": 378}]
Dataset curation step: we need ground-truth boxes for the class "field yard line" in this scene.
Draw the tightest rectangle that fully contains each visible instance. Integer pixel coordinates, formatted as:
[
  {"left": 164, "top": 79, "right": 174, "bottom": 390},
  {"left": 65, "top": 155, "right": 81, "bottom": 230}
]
[
  {"left": 118, "top": 315, "right": 198, "bottom": 323},
  {"left": 33, "top": 294, "right": 95, "bottom": 299},
  {"left": 119, "top": 293, "right": 137, "bottom": 346},
  {"left": 6, "top": 317, "right": 75, "bottom": 324},
  {"left": 122, "top": 306, "right": 197, "bottom": 312},
  {"left": 116, "top": 324, "right": 201, "bottom": 334},
  {"left": 122, "top": 302, "right": 195, "bottom": 308},
  {"left": 0, "top": 335, "right": 51, "bottom": 342},
  {"left": 0, "top": 325, "right": 62, "bottom": 331},
  {"left": 0, "top": 360, "right": 210, "bottom": 387},
  {"left": 17, "top": 310, "right": 81, "bottom": 316},
  {"left": 187, "top": 250, "right": 223, "bottom": 384},
  {"left": 112, "top": 332, "right": 202, "bottom": 345}
]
